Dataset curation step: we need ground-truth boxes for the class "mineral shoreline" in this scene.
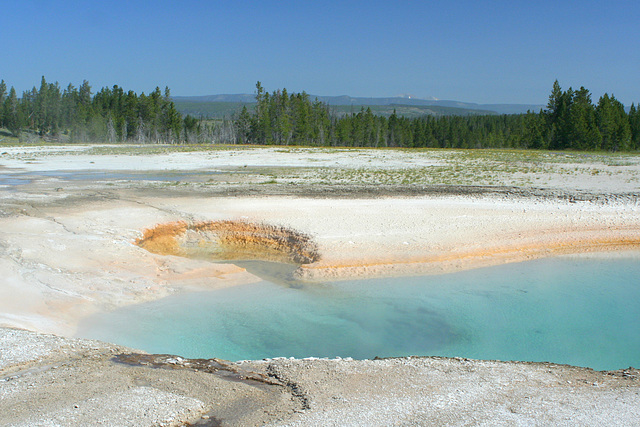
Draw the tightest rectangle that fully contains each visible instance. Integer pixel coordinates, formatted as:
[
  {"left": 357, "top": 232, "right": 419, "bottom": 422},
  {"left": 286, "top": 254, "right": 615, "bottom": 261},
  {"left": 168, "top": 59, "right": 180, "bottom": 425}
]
[
  {"left": 2, "top": 327, "right": 639, "bottom": 426},
  {"left": 1, "top": 145, "right": 639, "bottom": 425}
]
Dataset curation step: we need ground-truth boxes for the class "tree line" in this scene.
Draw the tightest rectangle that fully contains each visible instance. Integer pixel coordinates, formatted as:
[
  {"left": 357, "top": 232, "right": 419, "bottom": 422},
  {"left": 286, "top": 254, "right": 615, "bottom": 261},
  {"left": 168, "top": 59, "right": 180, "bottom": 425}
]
[
  {"left": 0, "top": 76, "right": 216, "bottom": 143},
  {"left": 235, "top": 81, "right": 640, "bottom": 151},
  {"left": 2, "top": 77, "right": 639, "bottom": 151}
]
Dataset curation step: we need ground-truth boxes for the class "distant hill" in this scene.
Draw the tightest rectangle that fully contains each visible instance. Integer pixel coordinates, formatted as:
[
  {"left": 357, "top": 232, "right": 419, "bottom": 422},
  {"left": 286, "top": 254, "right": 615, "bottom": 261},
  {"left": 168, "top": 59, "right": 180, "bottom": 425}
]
[
  {"left": 329, "top": 104, "right": 496, "bottom": 118},
  {"left": 171, "top": 100, "right": 496, "bottom": 119},
  {"left": 313, "top": 96, "right": 543, "bottom": 114},
  {"left": 171, "top": 101, "right": 252, "bottom": 119},
  {"left": 173, "top": 94, "right": 257, "bottom": 103},
  {"left": 172, "top": 94, "right": 544, "bottom": 118}
]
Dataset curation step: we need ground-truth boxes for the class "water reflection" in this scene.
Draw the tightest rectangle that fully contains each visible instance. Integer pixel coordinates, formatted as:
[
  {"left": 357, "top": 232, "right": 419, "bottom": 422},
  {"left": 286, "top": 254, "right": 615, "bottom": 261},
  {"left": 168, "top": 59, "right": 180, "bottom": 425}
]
[{"left": 230, "top": 260, "right": 303, "bottom": 288}]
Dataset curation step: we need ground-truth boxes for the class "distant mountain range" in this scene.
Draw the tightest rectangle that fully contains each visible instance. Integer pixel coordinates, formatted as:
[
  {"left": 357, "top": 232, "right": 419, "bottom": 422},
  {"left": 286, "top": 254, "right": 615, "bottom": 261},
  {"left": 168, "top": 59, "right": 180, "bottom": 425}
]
[{"left": 172, "top": 94, "right": 545, "bottom": 118}]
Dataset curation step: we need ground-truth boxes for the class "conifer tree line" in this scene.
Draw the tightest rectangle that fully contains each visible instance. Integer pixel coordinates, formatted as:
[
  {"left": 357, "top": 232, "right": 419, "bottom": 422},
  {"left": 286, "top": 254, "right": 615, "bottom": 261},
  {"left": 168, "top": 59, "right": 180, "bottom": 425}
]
[
  {"left": 0, "top": 76, "right": 215, "bottom": 143},
  {"left": 235, "top": 81, "right": 640, "bottom": 151},
  {"left": 1, "top": 77, "right": 639, "bottom": 151}
]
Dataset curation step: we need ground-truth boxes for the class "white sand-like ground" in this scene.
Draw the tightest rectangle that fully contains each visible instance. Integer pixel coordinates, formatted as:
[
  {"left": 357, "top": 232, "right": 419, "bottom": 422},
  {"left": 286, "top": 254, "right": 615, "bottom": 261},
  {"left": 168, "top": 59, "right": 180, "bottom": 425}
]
[
  {"left": 1, "top": 194, "right": 638, "bottom": 334},
  {"left": 0, "top": 145, "right": 639, "bottom": 335},
  {"left": 1, "top": 145, "right": 640, "bottom": 426}
]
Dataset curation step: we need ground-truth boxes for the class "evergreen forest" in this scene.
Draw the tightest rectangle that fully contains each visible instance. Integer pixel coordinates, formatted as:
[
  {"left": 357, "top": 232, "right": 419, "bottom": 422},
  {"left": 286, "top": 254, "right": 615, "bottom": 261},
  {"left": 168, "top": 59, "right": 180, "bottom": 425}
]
[
  {"left": 1, "top": 77, "right": 639, "bottom": 152},
  {"left": 235, "top": 81, "right": 639, "bottom": 151},
  {"left": 0, "top": 77, "right": 218, "bottom": 143}
]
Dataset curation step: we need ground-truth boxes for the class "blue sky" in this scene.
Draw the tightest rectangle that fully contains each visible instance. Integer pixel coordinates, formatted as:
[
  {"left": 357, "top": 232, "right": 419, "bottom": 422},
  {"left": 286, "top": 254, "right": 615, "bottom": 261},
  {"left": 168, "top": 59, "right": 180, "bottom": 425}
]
[{"left": 1, "top": 0, "right": 639, "bottom": 105}]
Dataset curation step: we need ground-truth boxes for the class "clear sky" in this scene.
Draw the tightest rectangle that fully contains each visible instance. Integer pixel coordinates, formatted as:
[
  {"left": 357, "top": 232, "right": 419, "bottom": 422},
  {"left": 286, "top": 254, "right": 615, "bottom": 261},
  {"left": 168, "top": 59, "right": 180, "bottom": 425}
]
[{"left": 1, "top": 0, "right": 639, "bottom": 105}]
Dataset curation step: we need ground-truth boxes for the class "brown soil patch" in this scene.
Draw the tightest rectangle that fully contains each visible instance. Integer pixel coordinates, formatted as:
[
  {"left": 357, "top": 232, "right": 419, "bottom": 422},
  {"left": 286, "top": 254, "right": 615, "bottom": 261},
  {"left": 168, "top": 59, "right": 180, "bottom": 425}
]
[
  {"left": 136, "top": 220, "right": 320, "bottom": 265},
  {"left": 296, "top": 230, "right": 640, "bottom": 280}
]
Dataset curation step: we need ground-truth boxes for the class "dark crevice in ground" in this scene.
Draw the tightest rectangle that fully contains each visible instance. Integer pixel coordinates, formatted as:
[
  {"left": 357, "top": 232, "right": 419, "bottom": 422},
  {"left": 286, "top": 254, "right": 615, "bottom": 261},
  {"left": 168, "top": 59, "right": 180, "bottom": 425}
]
[
  {"left": 112, "top": 353, "right": 284, "bottom": 389},
  {"left": 266, "top": 362, "right": 311, "bottom": 411}
]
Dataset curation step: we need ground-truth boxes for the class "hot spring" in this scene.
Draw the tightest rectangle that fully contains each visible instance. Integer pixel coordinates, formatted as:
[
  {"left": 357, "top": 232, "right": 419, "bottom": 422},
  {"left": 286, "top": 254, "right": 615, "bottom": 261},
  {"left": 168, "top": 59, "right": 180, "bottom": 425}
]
[{"left": 77, "top": 255, "right": 640, "bottom": 371}]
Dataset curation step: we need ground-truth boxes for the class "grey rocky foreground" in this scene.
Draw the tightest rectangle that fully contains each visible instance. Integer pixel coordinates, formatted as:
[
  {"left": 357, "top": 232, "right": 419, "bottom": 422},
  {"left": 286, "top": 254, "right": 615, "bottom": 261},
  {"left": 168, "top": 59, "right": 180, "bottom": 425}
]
[{"left": 1, "top": 327, "right": 639, "bottom": 426}]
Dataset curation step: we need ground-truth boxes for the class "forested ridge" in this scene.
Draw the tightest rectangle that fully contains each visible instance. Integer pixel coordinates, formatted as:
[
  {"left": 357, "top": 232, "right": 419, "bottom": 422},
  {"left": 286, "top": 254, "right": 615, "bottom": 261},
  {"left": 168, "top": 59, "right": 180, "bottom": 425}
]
[
  {"left": 0, "top": 77, "right": 218, "bottom": 143},
  {"left": 1, "top": 77, "right": 639, "bottom": 151},
  {"left": 235, "top": 81, "right": 639, "bottom": 151}
]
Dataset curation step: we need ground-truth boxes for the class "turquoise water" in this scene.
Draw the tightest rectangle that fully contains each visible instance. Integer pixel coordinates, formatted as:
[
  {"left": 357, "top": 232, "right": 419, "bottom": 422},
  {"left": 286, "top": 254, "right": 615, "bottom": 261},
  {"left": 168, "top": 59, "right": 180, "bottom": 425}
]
[{"left": 77, "top": 257, "right": 640, "bottom": 370}]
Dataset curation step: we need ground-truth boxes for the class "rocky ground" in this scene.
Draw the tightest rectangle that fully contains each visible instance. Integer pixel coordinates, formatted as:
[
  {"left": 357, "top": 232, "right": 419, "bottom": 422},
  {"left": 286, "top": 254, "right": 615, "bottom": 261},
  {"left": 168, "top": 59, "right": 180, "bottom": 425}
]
[
  {"left": 2, "top": 327, "right": 639, "bottom": 426},
  {"left": 0, "top": 328, "right": 294, "bottom": 426}
]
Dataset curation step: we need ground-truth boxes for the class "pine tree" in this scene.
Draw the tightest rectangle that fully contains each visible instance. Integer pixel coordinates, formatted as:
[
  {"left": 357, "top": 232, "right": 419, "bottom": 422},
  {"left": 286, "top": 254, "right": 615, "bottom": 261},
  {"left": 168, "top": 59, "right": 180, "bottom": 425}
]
[
  {"left": 596, "top": 94, "right": 631, "bottom": 151},
  {"left": 235, "top": 106, "right": 252, "bottom": 144},
  {"left": 61, "top": 83, "right": 78, "bottom": 135},
  {"left": 388, "top": 109, "right": 399, "bottom": 147},
  {"left": 164, "top": 100, "right": 182, "bottom": 143},
  {"left": 3, "top": 87, "right": 21, "bottom": 136},
  {"left": 122, "top": 90, "right": 139, "bottom": 141},
  {"left": 545, "top": 81, "right": 574, "bottom": 150},
  {"left": 253, "top": 81, "right": 268, "bottom": 144},
  {"left": 292, "top": 92, "right": 311, "bottom": 144},
  {"left": 546, "top": 80, "right": 563, "bottom": 118},
  {"left": 183, "top": 115, "right": 199, "bottom": 143},
  {"left": 522, "top": 110, "right": 546, "bottom": 149},
  {"left": 629, "top": 103, "right": 640, "bottom": 151},
  {"left": 569, "top": 87, "right": 600, "bottom": 150},
  {"left": 362, "top": 107, "right": 375, "bottom": 147},
  {"left": 0, "top": 80, "right": 6, "bottom": 127},
  {"left": 77, "top": 80, "right": 93, "bottom": 124},
  {"left": 312, "top": 98, "right": 331, "bottom": 146}
]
